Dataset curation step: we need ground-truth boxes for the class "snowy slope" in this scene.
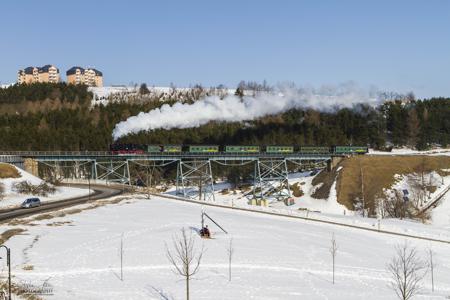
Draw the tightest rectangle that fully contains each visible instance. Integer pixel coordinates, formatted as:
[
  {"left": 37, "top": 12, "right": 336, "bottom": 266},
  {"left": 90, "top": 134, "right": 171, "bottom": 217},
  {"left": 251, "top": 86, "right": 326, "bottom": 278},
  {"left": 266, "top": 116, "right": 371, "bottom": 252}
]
[
  {"left": 432, "top": 192, "right": 450, "bottom": 230},
  {"left": 2, "top": 196, "right": 450, "bottom": 300},
  {"left": 0, "top": 165, "right": 89, "bottom": 209}
]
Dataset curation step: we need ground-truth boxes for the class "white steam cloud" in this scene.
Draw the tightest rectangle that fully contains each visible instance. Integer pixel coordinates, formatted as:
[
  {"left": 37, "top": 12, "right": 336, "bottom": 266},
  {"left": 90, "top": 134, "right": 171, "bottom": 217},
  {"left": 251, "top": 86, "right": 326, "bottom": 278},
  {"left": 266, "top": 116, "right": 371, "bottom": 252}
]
[{"left": 112, "top": 82, "right": 383, "bottom": 140}]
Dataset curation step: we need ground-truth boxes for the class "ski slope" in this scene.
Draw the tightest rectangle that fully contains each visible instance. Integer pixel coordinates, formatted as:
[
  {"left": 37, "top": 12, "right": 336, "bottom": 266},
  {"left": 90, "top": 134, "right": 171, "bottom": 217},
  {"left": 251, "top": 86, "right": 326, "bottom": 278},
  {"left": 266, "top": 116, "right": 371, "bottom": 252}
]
[{"left": 2, "top": 196, "right": 450, "bottom": 299}]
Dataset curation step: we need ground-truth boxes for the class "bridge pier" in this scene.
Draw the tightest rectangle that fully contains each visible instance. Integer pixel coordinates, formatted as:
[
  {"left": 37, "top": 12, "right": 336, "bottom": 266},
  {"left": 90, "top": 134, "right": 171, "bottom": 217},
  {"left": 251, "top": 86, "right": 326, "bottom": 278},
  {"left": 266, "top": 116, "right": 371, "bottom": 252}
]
[
  {"left": 176, "top": 159, "right": 215, "bottom": 202},
  {"left": 23, "top": 158, "right": 38, "bottom": 177},
  {"left": 95, "top": 160, "right": 131, "bottom": 184},
  {"left": 253, "top": 158, "right": 291, "bottom": 202}
]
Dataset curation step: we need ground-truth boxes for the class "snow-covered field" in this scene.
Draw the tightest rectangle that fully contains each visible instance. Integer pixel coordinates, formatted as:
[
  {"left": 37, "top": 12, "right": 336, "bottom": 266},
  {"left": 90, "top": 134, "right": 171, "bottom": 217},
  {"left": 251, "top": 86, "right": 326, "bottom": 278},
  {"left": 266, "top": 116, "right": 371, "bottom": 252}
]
[
  {"left": 369, "top": 148, "right": 450, "bottom": 156},
  {"left": 2, "top": 195, "right": 450, "bottom": 300},
  {"left": 0, "top": 165, "right": 89, "bottom": 209},
  {"left": 163, "top": 170, "right": 450, "bottom": 242}
]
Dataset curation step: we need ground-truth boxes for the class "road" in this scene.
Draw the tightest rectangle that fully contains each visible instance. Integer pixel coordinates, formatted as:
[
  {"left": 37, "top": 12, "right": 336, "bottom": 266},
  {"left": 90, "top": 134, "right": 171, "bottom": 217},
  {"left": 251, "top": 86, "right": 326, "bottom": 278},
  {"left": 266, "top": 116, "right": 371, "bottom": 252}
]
[{"left": 0, "top": 184, "right": 124, "bottom": 222}]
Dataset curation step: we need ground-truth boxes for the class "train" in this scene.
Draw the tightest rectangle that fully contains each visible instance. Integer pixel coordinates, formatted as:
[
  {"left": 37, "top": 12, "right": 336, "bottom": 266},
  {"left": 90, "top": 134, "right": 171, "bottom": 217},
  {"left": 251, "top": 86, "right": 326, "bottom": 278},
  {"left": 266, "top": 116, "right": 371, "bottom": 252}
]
[{"left": 109, "top": 144, "right": 369, "bottom": 155}]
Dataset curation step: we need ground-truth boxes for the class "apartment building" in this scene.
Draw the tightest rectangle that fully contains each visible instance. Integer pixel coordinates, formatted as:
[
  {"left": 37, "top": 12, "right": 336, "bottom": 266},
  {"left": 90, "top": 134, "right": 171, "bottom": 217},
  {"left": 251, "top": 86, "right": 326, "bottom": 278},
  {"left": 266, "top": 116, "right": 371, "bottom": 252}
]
[
  {"left": 17, "top": 65, "right": 60, "bottom": 84},
  {"left": 66, "top": 67, "right": 103, "bottom": 87}
]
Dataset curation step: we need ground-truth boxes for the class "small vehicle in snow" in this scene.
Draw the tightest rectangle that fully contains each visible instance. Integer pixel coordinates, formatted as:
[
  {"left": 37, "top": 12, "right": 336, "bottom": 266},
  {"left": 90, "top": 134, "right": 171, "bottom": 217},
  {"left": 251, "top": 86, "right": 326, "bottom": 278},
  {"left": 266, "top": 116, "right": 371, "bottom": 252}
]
[
  {"left": 200, "top": 225, "right": 211, "bottom": 238},
  {"left": 21, "top": 198, "right": 41, "bottom": 209}
]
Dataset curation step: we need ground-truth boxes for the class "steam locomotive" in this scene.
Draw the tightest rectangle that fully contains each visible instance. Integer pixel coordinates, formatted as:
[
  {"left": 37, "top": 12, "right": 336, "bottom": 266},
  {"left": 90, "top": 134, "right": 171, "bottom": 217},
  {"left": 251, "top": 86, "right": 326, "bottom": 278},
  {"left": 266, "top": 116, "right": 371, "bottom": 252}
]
[{"left": 109, "top": 144, "right": 368, "bottom": 155}]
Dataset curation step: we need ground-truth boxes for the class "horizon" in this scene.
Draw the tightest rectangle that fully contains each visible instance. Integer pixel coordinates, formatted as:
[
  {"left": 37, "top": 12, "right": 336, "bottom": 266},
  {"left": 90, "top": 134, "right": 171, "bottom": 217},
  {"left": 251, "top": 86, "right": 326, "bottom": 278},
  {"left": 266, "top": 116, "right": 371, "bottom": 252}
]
[{"left": 1, "top": 0, "right": 450, "bottom": 98}]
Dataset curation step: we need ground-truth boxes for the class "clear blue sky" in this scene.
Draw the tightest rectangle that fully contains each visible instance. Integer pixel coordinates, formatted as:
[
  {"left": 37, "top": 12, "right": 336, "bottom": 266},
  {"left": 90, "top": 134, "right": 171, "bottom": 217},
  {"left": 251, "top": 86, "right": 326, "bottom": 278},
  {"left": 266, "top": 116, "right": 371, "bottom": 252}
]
[{"left": 1, "top": 0, "right": 449, "bottom": 98}]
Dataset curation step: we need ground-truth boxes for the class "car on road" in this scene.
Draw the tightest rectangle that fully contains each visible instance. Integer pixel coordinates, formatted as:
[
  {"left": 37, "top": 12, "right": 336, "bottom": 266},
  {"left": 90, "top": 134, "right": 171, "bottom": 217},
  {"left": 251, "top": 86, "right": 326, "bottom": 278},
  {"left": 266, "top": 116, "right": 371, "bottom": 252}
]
[{"left": 21, "top": 198, "right": 41, "bottom": 209}]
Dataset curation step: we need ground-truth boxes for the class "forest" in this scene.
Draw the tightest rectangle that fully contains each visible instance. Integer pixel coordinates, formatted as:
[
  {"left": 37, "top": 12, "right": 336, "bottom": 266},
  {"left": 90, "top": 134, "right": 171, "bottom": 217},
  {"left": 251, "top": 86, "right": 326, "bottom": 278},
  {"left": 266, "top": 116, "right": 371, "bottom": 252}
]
[{"left": 0, "top": 83, "right": 448, "bottom": 151}]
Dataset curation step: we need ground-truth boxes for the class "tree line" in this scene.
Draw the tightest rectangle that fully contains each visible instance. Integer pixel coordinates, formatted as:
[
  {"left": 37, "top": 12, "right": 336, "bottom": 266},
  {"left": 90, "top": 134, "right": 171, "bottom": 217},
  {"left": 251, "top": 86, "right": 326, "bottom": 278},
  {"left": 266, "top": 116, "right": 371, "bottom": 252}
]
[{"left": 0, "top": 83, "right": 448, "bottom": 151}]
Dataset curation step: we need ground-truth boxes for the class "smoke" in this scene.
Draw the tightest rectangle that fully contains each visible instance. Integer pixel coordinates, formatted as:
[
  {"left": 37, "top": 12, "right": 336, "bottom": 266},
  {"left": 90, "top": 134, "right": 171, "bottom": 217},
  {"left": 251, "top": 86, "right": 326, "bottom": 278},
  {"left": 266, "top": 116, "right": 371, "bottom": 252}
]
[{"left": 112, "top": 82, "right": 383, "bottom": 140}]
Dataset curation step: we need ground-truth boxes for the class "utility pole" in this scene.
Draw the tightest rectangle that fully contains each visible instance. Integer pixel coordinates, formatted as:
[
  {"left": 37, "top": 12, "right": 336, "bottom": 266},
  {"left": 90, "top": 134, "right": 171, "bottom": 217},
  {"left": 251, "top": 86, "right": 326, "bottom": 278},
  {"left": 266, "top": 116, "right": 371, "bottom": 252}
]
[
  {"left": 0, "top": 245, "right": 11, "bottom": 300},
  {"left": 147, "top": 167, "right": 151, "bottom": 199},
  {"left": 88, "top": 165, "right": 91, "bottom": 201}
]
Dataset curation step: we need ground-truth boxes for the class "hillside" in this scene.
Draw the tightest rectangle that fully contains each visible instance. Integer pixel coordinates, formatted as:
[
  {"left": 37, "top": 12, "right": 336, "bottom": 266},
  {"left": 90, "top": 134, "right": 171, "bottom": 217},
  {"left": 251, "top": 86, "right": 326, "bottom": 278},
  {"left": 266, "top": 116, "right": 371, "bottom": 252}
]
[
  {"left": 331, "top": 155, "right": 450, "bottom": 217},
  {"left": 0, "top": 83, "right": 449, "bottom": 151}
]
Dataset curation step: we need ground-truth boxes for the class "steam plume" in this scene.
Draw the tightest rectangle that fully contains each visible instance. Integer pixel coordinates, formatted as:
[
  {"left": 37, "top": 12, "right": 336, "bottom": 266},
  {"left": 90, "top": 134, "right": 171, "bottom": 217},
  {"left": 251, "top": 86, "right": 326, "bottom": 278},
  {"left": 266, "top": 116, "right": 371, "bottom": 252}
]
[{"left": 112, "top": 83, "right": 382, "bottom": 140}]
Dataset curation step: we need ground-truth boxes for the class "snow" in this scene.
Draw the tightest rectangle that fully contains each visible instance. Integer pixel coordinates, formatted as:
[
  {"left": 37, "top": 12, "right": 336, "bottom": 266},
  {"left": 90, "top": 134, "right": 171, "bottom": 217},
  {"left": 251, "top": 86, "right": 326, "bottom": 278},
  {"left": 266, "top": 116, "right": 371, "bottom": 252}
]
[
  {"left": 89, "top": 86, "right": 236, "bottom": 106},
  {"left": 2, "top": 196, "right": 450, "bottom": 299},
  {"left": 0, "top": 165, "right": 90, "bottom": 209},
  {"left": 369, "top": 148, "right": 450, "bottom": 156},
  {"left": 432, "top": 192, "right": 450, "bottom": 229},
  {"left": 383, "top": 171, "right": 450, "bottom": 210},
  {"left": 162, "top": 170, "right": 450, "bottom": 242}
]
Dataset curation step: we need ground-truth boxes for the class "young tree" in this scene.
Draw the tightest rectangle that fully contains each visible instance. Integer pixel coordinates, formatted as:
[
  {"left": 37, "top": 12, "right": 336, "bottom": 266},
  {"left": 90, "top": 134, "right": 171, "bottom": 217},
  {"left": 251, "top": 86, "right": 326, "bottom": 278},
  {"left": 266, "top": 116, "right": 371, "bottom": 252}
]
[
  {"left": 329, "top": 233, "right": 338, "bottom": 284},
  {"left": 387, "top": 242, "right": 427, "bottom": 300},
  {"left": 428, "top": 248, "right": 435, "bottom": 293},
  {"left": 119, "top": 233, "right": 124, "bottom": 281},
  {"left": 0, "top": 183, "right": 4, "bottom": 200},
  {"left": 166, "top": 228, "right": 204, "bottom": 300},
  {"left": 227, "top": 238, "right": 234, "bottom": 281}
]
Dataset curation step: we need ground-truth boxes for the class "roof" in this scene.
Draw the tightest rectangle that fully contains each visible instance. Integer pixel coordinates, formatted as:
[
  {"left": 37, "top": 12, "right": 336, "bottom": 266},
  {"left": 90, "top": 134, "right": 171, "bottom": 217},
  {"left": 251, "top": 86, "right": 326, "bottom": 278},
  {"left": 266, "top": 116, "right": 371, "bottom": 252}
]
[
  {"left": 66, "top": 66, "right": 85, "bottom": 76},
  {"left": 21, "top": 65, "right": 59, "bottom": 74},
  {"left": 90, "top": 68, "right": 103, "bottom": 76},
  {"left": 23, "top": 67, "right": 36, "bottom": 74},
  {"left": 39, "top": 64, "right": 59, "bottom": 73}
]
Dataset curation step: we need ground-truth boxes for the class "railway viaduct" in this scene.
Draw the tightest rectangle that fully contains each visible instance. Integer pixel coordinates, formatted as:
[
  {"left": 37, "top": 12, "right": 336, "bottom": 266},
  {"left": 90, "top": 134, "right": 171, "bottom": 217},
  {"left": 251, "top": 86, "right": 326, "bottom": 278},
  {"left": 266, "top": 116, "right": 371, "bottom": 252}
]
[{"left": 0, "top": 152, "right": 343, "bottom": 202}]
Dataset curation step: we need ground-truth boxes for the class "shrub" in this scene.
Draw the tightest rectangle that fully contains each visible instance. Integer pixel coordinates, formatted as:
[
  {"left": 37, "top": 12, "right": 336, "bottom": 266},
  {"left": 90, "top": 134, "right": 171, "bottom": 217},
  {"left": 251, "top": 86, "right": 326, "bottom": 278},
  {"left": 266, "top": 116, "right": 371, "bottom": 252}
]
[{"left": 13, "top": 180, "right": 56, "bottom": 197}]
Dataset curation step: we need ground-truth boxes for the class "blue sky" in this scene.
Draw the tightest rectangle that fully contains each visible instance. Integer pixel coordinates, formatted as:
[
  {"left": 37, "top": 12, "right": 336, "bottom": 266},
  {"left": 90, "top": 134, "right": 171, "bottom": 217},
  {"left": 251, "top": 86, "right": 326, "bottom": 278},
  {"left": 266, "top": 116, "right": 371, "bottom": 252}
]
[{"left": 1, "top": 0, "right": 449, "bottom": 98}]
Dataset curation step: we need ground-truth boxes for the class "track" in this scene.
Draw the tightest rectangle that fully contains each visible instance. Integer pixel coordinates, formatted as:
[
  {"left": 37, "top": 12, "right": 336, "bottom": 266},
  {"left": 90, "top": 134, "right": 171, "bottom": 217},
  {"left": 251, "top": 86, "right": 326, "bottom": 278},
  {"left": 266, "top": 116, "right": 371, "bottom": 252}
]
[
  {"left": 151, "top": 192, "right": 450, "bottom": 245},
  {"left": 421, "top": 184, "right": 450, "bottom": 213},
  {"left": 0, "top": 184, "right": 124, "bottom": 222}
]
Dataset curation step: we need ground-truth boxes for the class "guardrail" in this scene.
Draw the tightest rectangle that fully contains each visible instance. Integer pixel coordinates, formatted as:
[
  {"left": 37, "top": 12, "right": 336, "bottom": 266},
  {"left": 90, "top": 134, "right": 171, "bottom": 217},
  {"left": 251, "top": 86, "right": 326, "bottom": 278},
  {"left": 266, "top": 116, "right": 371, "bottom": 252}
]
[
  {"left": 0, "top": 155, "right": 25, "bottom": 168},
  {"left": 421, "top": 184, "right": 450, "bottom": 212}
]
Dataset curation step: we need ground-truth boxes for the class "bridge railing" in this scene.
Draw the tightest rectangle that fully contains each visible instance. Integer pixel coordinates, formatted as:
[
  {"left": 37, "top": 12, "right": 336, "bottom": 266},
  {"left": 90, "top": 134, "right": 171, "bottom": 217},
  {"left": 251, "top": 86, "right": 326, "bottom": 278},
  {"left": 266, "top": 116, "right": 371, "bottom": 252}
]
[{"left": 0, "top": 151, "right": 336, "bottom": 159}]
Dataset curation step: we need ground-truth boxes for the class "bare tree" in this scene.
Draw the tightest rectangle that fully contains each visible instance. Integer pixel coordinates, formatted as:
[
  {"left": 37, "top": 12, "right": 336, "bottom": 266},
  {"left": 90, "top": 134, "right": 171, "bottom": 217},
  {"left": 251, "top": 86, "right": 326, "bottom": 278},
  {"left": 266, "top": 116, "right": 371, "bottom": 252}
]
[
  {"left": 359, "top": 160, "right": 366, "bottom": 217},
  {"left": 385, "top": 191, "right": 409, "bottom": 219},
  {"left": 329, "top": 233, "right": 338, "bottom": 284},
  {"left": 119, "top": 233, "right": 124, "bottom": 281},
  {"left": 428, "top": 248, "right": 435, "bottom": 293},
  {"left": 387, "top": 242, "right": 427, "bottom": 300},
  {"left": 227, "top": 238, "right": 234, "bottom": 281},
  {"left": 0, "top": 183, "right": 4, "bottom": 200},
  {"left": 166, "top": 228, "right": 204, "bottom": 300}
]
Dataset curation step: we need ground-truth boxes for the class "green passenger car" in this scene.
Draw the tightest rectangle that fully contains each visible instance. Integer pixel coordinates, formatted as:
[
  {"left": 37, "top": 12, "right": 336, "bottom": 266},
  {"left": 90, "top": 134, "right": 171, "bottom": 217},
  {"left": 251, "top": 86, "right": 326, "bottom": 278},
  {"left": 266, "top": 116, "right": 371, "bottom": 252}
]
[
  {"left": 189, "top": 145, "right": 219, "bottom": 153},
  {"left": 147, "top": 145, "right": 161, "bottom": 153},
  {"left": 265, "top": 146, "right": 294, "bottom": 153},
  {"left": 299, "top": 146, "right": 330, "bottom": 154},
  {"left": 225, "top": 146, "right": 260, "bottom": 153},
  {"left": 334, "top": 146, "right": 368, "bottom": 154},
  {"left": 163, "top": 145, "right": 182, "bottom": 153}
]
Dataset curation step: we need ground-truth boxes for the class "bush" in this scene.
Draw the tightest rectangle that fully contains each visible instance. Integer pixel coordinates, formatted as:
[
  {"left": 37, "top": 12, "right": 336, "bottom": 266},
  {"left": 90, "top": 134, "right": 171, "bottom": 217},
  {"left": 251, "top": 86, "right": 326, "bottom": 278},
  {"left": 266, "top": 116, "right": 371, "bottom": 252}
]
[
  {"left": 13, "top": 180, "right": 56, "bottom": 197},
  {"left": 290, "top": 182, "right": 304, "bottom": 197}
]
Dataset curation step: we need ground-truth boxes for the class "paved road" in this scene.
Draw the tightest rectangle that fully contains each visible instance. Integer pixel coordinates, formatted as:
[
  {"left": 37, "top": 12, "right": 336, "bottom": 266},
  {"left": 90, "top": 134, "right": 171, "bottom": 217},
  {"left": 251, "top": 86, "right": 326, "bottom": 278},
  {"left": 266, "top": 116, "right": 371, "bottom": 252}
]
[{"left": 0, "top": 184, "right": 124, "bottom": 222}]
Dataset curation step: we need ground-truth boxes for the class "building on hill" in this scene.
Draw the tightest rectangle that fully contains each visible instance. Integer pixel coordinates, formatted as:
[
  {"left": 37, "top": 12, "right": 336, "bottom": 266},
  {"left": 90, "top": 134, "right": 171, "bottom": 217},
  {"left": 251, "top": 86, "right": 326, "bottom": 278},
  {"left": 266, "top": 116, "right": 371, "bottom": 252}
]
[
  {"left": 66, "top": 67, "right": 103, "bottom": 87},
  {"left": 17, "top": 65, "right": 60, "bottom": 84}
]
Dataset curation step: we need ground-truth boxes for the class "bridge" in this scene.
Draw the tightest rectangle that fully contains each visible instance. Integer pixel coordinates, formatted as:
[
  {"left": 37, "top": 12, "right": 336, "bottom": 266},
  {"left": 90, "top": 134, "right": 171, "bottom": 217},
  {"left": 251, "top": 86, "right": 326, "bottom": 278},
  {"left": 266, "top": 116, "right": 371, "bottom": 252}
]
[{"left": 1, "top": 151, "right": 340, "bottom": 202}]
